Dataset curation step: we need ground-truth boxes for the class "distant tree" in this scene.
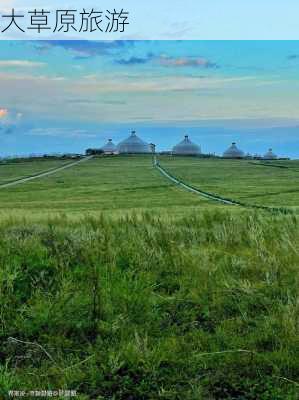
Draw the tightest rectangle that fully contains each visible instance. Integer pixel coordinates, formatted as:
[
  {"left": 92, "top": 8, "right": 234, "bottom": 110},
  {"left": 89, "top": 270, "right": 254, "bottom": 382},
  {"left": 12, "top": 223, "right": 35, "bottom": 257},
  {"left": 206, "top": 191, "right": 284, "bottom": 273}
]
[{"left": 85, "top": 148, "right": 104, "bottom": 156}]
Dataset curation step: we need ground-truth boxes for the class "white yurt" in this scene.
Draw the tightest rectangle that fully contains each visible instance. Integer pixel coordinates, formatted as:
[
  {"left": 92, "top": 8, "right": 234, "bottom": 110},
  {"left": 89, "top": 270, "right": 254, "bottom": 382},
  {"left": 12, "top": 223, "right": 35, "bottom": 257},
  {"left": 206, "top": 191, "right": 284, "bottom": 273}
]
[
  {"left": 101, "top": 139, "right": 117, "bottom": 154},
  {"left": 117, "top": 131, "right": 150, "bottom": 154},
  {"left": 172, "top": 135, "right": 201, "bottom": 156},
  {"left": 223, "top": 142, "right": 244, "bottom": 159},
  {"left": 263, "top": 149, "right": 277, "bottom": 160}
]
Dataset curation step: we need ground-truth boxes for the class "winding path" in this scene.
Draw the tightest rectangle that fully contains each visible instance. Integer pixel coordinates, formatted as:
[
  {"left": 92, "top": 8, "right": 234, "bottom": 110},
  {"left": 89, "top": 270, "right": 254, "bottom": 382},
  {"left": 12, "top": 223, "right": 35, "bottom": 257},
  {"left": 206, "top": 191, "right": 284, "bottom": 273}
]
[
  {"left": 0, "top": 156, "right": 93, "bottom": 189},
  {"left": 155, "top": 159, "right": 240, "bottom": 206},
  {"left": 154, "top": 157, "right": 291, "bottom": 214}
]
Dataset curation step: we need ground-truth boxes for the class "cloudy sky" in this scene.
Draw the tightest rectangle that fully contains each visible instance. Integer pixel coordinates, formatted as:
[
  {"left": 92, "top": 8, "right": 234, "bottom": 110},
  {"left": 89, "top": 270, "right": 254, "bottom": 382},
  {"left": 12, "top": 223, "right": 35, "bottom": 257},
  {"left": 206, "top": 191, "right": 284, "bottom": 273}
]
[{"left": 1, "top": 40, "right": 299, "bottom": 157}]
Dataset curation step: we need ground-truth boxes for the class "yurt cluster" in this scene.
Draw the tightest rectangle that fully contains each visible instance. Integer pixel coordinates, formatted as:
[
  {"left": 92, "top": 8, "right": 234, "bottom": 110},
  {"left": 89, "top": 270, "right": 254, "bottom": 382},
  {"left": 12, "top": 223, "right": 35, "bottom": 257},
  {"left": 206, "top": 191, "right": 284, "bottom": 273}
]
[{"left": 86, "top": 130, "right": 282, "bottom": 160}]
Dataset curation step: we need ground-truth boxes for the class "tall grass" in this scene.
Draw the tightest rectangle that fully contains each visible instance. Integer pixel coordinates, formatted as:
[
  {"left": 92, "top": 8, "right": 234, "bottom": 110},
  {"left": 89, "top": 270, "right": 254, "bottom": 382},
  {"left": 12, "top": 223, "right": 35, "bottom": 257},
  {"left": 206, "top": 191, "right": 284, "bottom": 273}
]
[{"left": 0, "top": 210, "right": 298, "bottom": 399}]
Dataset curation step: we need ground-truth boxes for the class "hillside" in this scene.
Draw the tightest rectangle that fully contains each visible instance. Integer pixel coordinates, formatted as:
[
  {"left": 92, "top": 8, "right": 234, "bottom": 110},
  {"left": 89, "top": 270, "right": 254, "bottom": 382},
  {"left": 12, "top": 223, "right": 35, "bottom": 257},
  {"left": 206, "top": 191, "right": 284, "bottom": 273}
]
[{"left": 0, "top": 156, "right": 298, "bottom": 399}]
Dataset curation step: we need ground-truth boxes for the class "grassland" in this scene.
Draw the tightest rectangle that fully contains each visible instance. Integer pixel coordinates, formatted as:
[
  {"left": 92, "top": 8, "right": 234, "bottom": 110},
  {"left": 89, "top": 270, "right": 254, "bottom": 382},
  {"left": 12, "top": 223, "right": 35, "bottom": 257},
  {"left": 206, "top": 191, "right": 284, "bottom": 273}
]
[
  {"left": 0, "top": 159, "right": 72, "bottom": 185},
  {"left": 159, "top": 156, "right": 299, "bottom": 208},
  {"left": 1, "top": 155, "right": 299, "bottom": 218},
  {"left": 0, "top": 156, "right": 298, "bottom": 399},
  {"left": 0, "top": 156, "right": 214, "bottom": 219}
]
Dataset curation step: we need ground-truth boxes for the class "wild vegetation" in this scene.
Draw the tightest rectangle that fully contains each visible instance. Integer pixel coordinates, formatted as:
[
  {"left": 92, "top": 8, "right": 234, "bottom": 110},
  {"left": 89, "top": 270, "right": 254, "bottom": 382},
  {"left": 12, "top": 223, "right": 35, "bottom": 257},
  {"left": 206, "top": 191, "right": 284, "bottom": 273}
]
[
  {"left": 0, "top": 159, "right": 71, "bottom": 185},
  {"left": 160, "top": 156, "right": 299, "bottom": 208},
  {"left": 0, "top": 156, "right": 298, "bottom": 399},
  {"left": 0, "top": 156, "right": 213, "bottom": 219}
]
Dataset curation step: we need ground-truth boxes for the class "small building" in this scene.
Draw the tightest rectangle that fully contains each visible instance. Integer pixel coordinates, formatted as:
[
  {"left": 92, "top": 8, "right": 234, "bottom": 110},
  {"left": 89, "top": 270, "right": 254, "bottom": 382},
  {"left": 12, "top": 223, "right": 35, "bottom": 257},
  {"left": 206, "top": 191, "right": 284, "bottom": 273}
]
[
  {"left": 223, "top": 142, "right": 245, "bottom": 159},
  {"left": 101, "top": 139, "right": 118, "bottom": 155},
  {"left": 263, "top": 148, "right": 277, "bottom": 160},
  {"left": 85, "top": 148, "right": 104, "bottom": 156},
  {"left": 172, "top": 135, "right": 201, "bottom": 156},
  {"left": 117, "top": 131, "right": 150, "bottom": 154}
]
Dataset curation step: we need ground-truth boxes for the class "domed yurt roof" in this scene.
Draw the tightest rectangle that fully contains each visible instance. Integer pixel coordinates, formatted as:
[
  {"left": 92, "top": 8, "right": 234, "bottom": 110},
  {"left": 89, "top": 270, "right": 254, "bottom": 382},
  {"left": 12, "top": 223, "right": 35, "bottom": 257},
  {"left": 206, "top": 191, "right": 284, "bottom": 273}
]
[
  {"left": 264, "top": 148, "right": 277, "bottom": 160},
  {"left": 172, "top": 135, "right": 201, "bottom": 155},
  {"left": 117, "top": 131, "right": 150, "bottom": 154},
  {"left": 223, "top": 142, "right": 244, "bottom": 159},
  {"left": 101, "top": 139, "right": 117, "bottom": 153}
]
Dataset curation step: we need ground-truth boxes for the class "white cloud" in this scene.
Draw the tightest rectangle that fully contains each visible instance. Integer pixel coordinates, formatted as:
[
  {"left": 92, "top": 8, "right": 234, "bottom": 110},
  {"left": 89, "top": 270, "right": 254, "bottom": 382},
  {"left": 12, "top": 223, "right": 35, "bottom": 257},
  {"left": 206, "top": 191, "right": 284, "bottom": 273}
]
[
  {"left": 0, "top": 69, "right": 297, "bottom": 124},
  {"left": 0, "top": 60, "right": 46, "bottom": 68},
  {"left": 26, "top": 128, "right": 96, "bottom": 138},
  {"left": 79, "top": 75, "right": 258, "bottom": 93}
]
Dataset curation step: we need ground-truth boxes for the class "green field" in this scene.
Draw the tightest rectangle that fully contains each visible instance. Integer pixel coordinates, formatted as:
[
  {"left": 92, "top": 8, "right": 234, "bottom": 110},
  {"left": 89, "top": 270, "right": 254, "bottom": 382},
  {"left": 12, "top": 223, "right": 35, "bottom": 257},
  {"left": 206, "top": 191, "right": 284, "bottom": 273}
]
[
  {"left": 0, "top": 156, "right": 298, "bottom": 399},
  {"left": 0, "top": 159, "right": 72, "bottom": 185},
  {"left": 1, "top": 155, "right": 299, "bottom": 217},
  {"left": 0, "top": 156, "right": 214, "bottom": 219},
  {"left": 159, "top": 156, "right": 299, "bottom": 208}
]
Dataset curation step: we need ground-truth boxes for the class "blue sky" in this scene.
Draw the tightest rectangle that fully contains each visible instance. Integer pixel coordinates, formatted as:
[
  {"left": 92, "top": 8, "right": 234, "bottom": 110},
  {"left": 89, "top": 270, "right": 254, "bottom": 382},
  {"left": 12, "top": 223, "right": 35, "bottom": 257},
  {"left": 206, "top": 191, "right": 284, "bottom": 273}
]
[
  {"left": 2, "top": 1, "right": 299, "bottom": 40},
  {"left": 1, "top": 40, "right": 299, "bottom": 157}
]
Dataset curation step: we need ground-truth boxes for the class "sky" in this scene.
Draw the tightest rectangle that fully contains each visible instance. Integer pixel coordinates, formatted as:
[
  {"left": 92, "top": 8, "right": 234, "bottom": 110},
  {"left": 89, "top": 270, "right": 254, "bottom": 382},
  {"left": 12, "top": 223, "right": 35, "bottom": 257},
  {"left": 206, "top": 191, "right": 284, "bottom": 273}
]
[
  {"left": 1, "top": 40, "right": 299, "bottom": 157},
  {"left": 2, "top": 0, "right": 299, "bottom": 39}
]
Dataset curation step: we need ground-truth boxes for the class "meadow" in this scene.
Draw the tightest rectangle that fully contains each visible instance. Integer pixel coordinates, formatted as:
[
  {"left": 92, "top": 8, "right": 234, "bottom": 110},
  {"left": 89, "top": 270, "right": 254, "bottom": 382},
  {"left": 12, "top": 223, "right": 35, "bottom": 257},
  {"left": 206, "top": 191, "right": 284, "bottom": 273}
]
[
  {"left": 0, "top": 156, "right": 213, "bottom": 219},
  {"left": 159, "top": 156, "right": 299, "bottom": 208},
  {"left": 0, "top": 158, "right": 72, "bottom": 185},
  {"left": 0, "top": 155, "right": 298, "bottom": 399}
]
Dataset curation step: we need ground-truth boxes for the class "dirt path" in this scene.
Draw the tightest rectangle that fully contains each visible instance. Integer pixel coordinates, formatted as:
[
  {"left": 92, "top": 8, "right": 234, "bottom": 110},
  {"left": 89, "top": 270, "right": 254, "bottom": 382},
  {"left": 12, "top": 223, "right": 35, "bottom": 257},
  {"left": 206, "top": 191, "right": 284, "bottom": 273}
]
[
  {"left": 154, "top": 157, "right": 292, "bottom": 214},
  {"left": 155, "top": 159, "right": 239, "bottom": 206},
  {"left": 0, "top": 156, "right": 93, "bottom": 189}
]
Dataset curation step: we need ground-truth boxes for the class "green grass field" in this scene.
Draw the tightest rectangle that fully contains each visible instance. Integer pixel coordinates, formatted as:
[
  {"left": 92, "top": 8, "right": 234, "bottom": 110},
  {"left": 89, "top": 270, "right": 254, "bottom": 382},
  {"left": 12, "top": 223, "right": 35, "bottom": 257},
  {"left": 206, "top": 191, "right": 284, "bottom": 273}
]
[
  {"left": 1, "top": 155, "right": 299, "bottom": 217},
  {"left": 159, "top": 156, "right": 299, "bottom": 208},
  {"left": 0, "top": 156, "right": 215, "bottom": 219},
  {"left": 0, "top": 156, "right": 298, "bottom": 399},
  {"left": 0, "top": 159, "right": 72, "bottom": 185}
]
